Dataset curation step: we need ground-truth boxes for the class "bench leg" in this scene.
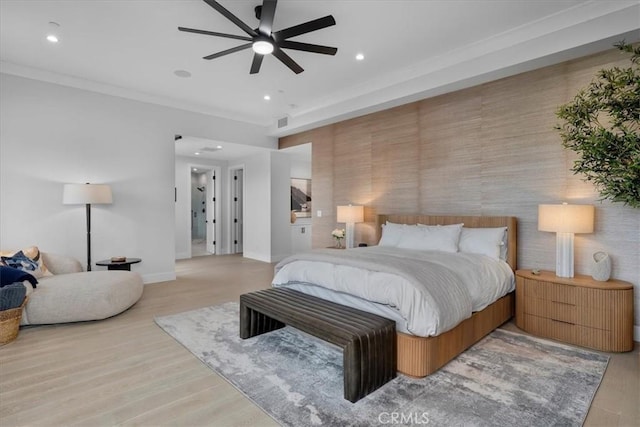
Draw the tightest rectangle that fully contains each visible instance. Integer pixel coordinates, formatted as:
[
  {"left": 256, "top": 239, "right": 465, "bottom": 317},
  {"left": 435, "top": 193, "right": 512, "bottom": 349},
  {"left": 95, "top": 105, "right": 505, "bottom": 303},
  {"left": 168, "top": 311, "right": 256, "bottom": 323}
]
[
  {"left": 239, "top": 300, "right": 285, "bottom": 339},
  {"left": 343, "top": 339, "right": 362, "bottom": 403},
  {"left": 343, "top": 327, "right": 397, "bottom": 403}
]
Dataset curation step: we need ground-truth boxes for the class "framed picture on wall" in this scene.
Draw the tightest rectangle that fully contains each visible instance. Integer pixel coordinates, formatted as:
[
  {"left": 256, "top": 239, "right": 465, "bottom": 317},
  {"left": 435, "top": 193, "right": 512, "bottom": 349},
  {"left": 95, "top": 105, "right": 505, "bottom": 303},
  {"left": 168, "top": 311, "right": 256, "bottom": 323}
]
[{"left": 291, "top": 178, "right": 311, "bottom": 218}]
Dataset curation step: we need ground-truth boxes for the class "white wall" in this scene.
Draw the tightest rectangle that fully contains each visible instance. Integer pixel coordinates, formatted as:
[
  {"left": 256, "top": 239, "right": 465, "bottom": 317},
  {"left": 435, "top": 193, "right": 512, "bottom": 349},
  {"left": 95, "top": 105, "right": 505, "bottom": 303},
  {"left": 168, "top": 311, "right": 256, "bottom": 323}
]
[
  {"left": 0, "top": 74, "right": 276, "bottom": 283},
  {"left": 236, "top": 151, "right": 292, "bottom": 263},
  {"left": 240, "top": 153, "right": 271, "bottom": 262}
]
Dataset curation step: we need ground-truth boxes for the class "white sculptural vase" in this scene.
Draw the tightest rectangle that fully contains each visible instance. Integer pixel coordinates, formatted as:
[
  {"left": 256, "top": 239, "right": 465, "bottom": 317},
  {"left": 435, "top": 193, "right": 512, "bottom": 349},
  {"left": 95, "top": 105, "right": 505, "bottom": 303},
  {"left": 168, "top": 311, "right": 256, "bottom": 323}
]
[{"left": 590, "top": 251, "right": 611, "bottom": 282}]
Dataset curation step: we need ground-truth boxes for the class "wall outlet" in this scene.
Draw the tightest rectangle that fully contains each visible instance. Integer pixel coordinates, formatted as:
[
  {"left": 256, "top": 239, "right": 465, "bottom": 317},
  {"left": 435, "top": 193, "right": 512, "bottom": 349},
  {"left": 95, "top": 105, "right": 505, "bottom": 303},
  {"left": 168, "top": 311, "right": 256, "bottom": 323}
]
[{"left": 317, "top": 210, "right": 322, "bottom": 217}]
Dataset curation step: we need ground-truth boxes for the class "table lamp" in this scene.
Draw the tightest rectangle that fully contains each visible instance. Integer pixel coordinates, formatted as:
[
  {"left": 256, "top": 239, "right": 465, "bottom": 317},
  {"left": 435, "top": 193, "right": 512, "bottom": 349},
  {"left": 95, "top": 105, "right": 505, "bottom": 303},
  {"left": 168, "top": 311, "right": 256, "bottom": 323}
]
[
  {"left": 63, "top": 183, "right": 113, "bottom": 271},
  {"left": 337, "top": 205, "right": 364, "bottom": 249},
  {"left": 538, "top": 203, "right": 594, "bottom": 278}
]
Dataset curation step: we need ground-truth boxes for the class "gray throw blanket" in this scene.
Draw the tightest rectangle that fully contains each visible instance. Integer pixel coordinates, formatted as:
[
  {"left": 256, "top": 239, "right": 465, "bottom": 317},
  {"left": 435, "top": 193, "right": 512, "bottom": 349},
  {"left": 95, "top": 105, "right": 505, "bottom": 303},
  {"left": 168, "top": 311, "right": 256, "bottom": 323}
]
[{"left": 0, "top": 283, "right": 27, "bottom": 311}]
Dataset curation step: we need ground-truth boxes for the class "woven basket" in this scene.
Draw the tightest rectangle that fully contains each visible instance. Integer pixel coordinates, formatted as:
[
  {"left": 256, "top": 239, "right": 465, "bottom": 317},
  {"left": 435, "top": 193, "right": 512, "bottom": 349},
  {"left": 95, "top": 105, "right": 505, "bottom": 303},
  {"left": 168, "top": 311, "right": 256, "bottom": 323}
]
[{"left": 0, "top": 297, "right": 28, "bottom": 346}]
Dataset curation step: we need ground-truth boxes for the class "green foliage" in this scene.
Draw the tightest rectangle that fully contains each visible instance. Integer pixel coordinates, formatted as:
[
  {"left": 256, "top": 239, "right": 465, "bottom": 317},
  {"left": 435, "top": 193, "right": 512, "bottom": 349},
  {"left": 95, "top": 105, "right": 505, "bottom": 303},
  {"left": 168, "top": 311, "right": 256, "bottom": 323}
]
[{"left": 556, "top": 42, "right": 640, "bottom": 208}]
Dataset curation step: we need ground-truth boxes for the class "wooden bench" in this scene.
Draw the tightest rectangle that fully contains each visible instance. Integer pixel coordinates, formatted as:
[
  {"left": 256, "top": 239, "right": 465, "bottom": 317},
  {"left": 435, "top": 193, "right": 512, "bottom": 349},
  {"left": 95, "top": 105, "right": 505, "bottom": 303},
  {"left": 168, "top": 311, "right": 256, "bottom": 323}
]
[{"left": 239, "top": 288, "right": 397, "bottom": 403}]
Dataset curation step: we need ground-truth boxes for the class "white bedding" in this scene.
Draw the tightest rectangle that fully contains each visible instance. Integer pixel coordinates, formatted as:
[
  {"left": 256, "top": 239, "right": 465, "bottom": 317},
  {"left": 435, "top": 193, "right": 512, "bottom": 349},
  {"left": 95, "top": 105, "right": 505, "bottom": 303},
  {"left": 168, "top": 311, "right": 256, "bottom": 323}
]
[{"left": 272, "top": 246, "right": 514, "bottom": 337}]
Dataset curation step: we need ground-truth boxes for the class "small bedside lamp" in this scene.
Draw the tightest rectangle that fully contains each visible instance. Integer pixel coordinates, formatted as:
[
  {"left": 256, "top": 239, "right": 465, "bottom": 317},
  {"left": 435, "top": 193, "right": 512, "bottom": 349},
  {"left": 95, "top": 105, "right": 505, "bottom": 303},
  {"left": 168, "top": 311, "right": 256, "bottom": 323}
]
[
  {"left": 337, "top": 205, "right": 364, "bottom": 249},
  {"left": 538, "top": 203, "right": 594, "bottom": 278},
  {"left": 63, "top": 183, "right": 113, "bottom": 271}
]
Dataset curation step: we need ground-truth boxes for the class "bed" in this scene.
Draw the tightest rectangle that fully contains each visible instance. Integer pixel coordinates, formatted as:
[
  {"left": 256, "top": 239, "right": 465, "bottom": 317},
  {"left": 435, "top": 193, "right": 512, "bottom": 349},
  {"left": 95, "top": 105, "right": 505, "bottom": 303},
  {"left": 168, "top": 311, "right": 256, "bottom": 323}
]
[{"left": 273, "top": 214, "right": 517, "bottom": 377}]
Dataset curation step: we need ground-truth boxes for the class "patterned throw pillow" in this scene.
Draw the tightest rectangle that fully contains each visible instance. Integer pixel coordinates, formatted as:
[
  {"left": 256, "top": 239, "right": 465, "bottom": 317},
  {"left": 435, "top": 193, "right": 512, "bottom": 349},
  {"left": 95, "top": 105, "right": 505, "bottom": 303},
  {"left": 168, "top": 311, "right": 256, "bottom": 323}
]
[
  {"left": 1, "top": 251, "right": 40, "bottom": 275},
  {"left": 0, "top": 246, "right": 53, "bottom": 278},
  {"left": 20, "top": 246, "right": 52, "bottom": 276}
]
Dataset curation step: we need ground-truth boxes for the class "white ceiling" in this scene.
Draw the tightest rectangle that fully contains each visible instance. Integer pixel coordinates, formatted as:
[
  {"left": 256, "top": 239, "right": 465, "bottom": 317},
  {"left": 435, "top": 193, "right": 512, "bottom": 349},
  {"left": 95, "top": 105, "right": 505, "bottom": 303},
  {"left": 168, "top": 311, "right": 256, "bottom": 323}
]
[
  {"left": 175, "top": 135, "right": 273, "bottom": 161},
  {"left": 1, "top": 0, "right": 638, "bottom": 153}
]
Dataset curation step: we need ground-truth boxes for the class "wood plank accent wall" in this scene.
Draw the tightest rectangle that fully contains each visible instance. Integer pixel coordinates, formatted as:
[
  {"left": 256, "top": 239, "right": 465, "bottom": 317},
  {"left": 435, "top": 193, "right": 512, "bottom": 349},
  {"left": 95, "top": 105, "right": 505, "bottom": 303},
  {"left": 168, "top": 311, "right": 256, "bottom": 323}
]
[{"left": 279, "top": 47, "right": 640, "bottom": 328}]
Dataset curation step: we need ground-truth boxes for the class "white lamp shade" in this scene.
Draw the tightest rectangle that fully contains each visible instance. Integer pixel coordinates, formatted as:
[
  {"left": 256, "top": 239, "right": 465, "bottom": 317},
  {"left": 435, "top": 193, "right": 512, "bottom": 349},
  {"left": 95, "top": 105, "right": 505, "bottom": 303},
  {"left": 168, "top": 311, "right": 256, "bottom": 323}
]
[
  {"left": 337, "top": 205, "right": 364, "bottom": 224},
  {"left": 538, "top": 204, "right": 594, "bottom": 234},
  {"left": 63, "top": 183, "right": 113, "bottom": 205}
]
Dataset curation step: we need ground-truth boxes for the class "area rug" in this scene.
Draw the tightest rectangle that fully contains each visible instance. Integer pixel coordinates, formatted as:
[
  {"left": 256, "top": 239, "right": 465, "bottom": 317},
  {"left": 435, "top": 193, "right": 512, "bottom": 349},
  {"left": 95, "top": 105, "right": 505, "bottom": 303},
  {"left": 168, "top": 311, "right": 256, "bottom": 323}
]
[{"left": 155, "top": 303, "right": 609, "bottom": 426}]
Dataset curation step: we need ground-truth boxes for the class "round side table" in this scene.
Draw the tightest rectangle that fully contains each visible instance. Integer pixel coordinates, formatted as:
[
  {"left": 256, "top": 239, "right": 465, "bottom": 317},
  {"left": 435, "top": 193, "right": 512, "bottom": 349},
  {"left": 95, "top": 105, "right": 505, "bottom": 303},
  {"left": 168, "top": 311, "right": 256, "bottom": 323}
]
[{"left": 95, "top": 258, "right": 141, "bottom": 271}]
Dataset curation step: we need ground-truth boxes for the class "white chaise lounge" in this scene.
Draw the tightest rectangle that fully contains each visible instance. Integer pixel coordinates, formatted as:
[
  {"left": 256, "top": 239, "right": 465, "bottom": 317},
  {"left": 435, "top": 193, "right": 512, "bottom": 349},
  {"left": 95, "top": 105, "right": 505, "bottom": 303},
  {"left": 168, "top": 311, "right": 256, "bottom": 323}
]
[{"left": 20, "top": 252, "right": 144, "bottom": 325}]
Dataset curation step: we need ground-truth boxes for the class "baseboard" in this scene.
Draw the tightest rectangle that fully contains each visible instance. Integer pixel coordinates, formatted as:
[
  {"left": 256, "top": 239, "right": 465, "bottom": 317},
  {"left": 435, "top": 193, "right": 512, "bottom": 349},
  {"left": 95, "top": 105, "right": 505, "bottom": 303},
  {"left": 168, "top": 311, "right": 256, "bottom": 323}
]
[
  {"left": 175, "top": 252, "right": 190, "bottom": 260},
  {"left": 635, "top": 325, "right": 640, "bottom": 343},
  {"left": 142, "top": 271, "right": 176, "bottom": 284},
  {"left": 242, "top": 251, "right": 271, "bottom": 263}
]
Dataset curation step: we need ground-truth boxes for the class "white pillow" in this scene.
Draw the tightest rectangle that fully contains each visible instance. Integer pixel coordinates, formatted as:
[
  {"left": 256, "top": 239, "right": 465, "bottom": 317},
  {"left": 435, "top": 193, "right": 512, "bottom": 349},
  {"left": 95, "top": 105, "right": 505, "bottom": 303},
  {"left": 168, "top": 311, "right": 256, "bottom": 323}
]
[
  {"left": 417, "top": 223, "right": 464, "bottom": 229},
  {"left": 458, "top": 227, "right": 507, "bottom": 260},
  {"left": 378, "top": 222, "right": 410, "bottom": 247},
  {"left": 396, "top": 224, "right": 463, "bottom": 253}
]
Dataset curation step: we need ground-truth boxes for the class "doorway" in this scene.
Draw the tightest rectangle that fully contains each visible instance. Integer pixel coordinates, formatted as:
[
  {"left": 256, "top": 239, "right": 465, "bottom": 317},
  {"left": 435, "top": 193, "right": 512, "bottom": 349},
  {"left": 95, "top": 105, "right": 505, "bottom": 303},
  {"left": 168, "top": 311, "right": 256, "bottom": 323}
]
[
  {"left": 188, "top": 166, "right": 221, "bottom": 257},
  {"left": 190, "top": 170, "right": 210, "bottom": 256}
]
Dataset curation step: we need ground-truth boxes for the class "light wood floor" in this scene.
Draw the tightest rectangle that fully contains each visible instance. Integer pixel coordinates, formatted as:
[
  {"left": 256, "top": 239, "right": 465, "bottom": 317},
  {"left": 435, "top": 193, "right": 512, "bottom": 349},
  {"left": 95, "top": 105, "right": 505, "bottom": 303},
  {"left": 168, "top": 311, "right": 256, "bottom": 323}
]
[{"left": 1, "top": 255, "right": 637, "bottom": 426}]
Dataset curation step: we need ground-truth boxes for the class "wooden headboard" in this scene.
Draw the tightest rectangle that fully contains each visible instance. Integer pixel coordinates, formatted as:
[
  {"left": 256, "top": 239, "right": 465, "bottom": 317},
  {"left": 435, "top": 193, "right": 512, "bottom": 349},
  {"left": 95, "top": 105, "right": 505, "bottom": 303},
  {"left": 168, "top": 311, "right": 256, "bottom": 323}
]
[{"left": 375, "top": 214, "right": 517, "bottom": 271}]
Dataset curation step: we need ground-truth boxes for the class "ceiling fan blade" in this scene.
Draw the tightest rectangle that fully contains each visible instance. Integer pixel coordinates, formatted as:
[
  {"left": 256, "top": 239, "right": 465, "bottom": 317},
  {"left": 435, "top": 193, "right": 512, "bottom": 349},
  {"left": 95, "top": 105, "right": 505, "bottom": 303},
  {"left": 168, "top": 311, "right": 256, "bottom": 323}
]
[
  {"left": 203, "top": 43, "right": 252, "bottom": 60},
  {"left": 279, "top": 40, "right": 337, "bottom": 55},
  {"left": 250, "top": 54, "right": 264, "bottom": 74},
  {"left": 273, "top": 15, "right": 335, "bottom": 41},
  {"left": 202, "top": 0, "right": 257, "bottom": 37},
  {"left": 178, "top": 27, "right": 252, "bottom": 42},
  {"left": 258, "top": 0, "right": 277, "bottom": 36},
  {"left": 273, "top": 48, "right": 303, "bottom": 74}
]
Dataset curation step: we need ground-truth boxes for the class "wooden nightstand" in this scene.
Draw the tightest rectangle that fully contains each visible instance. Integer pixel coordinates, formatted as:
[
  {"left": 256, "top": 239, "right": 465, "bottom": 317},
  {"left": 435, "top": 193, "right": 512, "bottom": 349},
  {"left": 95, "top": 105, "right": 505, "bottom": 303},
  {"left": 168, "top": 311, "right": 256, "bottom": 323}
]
[{"left": 515, "top": 270, "right": 634, "bottom": 352}]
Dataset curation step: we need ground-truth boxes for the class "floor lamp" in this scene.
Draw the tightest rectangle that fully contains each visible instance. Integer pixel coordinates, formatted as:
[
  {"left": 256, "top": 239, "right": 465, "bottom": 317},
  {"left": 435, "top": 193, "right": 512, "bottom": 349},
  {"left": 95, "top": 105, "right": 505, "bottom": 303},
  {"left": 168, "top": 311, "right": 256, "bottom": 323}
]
[
  {"left": 63, "top": 183, "right": 113, "bottom": 271},
  {"left": 337, "top": 205, "right": 364, "bottom": 249}
]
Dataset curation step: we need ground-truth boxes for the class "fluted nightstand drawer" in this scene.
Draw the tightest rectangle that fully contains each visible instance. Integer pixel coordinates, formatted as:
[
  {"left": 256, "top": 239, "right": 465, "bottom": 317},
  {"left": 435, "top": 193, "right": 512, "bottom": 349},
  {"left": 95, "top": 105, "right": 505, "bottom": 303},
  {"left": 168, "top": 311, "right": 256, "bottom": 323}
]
[
  {"left": 524, "top": 298, "right": 577, "bottom": 323},
  {"left": 523, "top": 314, "right": 613, "bottom": 352},
  {"left": 523, "top": 297, "right": 613, "bottom": 330},
  {"left": 523, "top": 279, "right": 576, "bottom": 304}
]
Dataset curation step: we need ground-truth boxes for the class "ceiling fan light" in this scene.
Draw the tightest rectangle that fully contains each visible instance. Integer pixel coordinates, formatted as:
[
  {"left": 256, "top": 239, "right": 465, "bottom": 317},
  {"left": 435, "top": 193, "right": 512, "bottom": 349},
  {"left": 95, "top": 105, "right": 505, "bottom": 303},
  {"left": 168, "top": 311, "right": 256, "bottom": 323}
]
[{"left": 252, "top": 40, "right": 274, "bottom": 55}]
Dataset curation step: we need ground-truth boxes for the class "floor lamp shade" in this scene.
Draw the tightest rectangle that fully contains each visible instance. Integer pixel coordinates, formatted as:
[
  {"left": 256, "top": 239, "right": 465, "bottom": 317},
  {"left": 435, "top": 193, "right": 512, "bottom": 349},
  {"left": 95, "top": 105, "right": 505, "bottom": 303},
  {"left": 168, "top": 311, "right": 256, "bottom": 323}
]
[
  {"left": 63, "top": 183, "right": 113, "bottom": 271},
  {"left": 337, "top": 205, "right": 364, "bottom": 249},
  {"left": 63, "top": 184, "right": 113, "bottom": 205},
  {"left": 538, "top": 203, "right": 594, "bottom": 278}
]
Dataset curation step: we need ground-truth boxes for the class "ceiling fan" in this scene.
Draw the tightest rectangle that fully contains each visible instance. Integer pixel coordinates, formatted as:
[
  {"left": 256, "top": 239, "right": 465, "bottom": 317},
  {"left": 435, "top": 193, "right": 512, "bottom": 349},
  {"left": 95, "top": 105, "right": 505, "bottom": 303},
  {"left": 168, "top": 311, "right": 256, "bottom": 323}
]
[{"left": 178, "top": 0, "right": 338, "bottom": 75}]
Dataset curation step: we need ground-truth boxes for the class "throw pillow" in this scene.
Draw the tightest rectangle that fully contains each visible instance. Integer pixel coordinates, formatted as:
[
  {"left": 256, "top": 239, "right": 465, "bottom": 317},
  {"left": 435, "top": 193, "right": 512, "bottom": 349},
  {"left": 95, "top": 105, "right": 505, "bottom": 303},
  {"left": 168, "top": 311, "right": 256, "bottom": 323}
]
[
  {"left": 0, "top": 246, "right": 52, "bottom": 277},
  {"left": 458, "top": 227, "right": 507, "bottom": 260},
  {"left": 1, "top": 251, "right": 45, "bottom": 279},
  {"left": 2, "top": 250, "right": 38, "bottom": 270},
  {"left": 396, "top": 223, "right": 463, "bottom": 253}
]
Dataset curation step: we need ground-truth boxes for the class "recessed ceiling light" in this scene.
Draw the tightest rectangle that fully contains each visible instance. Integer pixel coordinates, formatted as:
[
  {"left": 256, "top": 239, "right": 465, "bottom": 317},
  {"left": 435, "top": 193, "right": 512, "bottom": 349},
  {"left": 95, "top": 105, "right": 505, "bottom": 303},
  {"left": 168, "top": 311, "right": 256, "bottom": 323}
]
[
  {"left": 47, "top": 21, "right": 60, "bottom": 43},
  {"left": 193, "top": 168, "right": 198, "bottom": 171},
  {"left": 355, "top": 53, "right": 365, "bottom": 61},
  {"left": 174, "top": 70, "right": 191, "bottom": 78},
  {"left": 264, "top": 95, "right": 271, "bottom": 101},
  {"left": 216, "top": 145, "right": 222, "bottom": 149},
  {"left": 194, "top": 152, "right": 200, "bottom": 155}
]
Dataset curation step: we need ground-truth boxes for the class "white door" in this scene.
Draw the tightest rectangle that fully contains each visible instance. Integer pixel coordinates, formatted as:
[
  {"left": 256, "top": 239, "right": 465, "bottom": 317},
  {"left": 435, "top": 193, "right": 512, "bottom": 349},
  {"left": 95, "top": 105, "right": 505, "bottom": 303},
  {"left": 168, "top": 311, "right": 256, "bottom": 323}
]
[
  {"left": 206, "top": 169, "right": 216, "bottom": 254},
  {"left": 231, "top": 169, "right": 244, "bottom": 253}
]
